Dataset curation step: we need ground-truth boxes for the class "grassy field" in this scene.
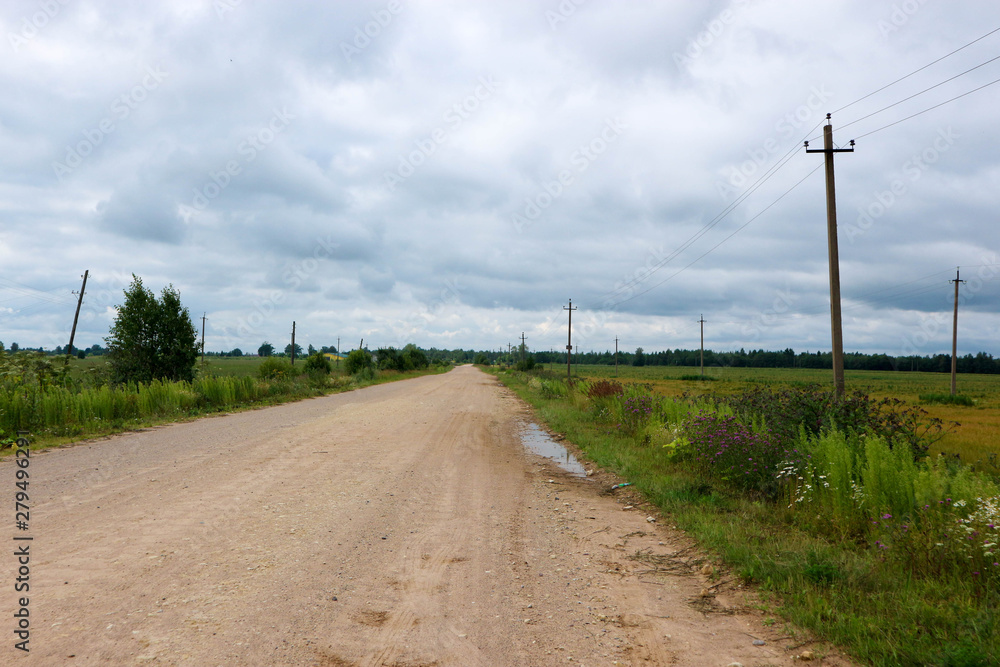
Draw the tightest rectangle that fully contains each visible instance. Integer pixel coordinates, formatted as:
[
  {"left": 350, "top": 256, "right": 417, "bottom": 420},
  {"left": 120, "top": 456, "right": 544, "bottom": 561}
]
[{"left": 549, "top": 363, "right": 1000, "bottom": 462}]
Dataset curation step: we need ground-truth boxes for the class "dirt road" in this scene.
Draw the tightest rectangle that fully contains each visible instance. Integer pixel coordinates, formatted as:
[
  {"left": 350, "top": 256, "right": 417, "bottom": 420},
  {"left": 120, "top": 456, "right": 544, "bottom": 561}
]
[{"left": 2, "top": 366, "right": 854, "bottom": 666}]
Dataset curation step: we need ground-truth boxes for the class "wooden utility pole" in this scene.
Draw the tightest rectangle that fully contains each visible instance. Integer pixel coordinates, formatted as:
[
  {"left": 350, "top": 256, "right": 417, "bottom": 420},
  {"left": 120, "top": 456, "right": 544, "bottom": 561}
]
[
  {"left": 699, "top": 314, "right": 706, "bottom": 377},
  {"left": 66, "top": 269, "right": 89, "bottom": 359},
  {"left": 614, "top": 337, "right": 619, "bottom": 377},
  {"left": 200, "top": 313, "right": 206, "bottom": 365},
  {"left": 806, "top": 115, "right": 854, "bottom": 395},
  {"left": 291, "top": 321, "right": 297, "bottom": 365},
  {"left": 564, "top": 299, "right": 576, "bottom": 382},
  {"left": 520, "top": 332, "right": 526, "bottom": 365},
  {"left": 950, "top": 268, "right": 966, "bottom": 396}
]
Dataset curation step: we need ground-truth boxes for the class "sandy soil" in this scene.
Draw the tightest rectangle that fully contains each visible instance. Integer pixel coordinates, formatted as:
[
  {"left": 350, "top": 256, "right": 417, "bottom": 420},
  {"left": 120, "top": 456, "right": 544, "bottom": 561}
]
[{"left": 1, "top": 365, "right": 858, "bottom": 666}]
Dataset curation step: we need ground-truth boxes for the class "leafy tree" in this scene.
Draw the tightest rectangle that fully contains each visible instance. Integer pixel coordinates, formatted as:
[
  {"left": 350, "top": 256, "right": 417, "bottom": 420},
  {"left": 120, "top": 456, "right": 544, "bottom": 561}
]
[
  {"left": 284, "top": 343, "right": 304, "bottom": 358},
  {"left": 258, "top": 342, "right": 274, "bottom": 357},
  {"left": 632, "top": 347, "right": 645, "bottom": 367},
  {"left": 229, "top": 348, "right": 243, "bottom": 357},
  {"left": 105, "top": 275, "right": 199, "bottom": 384},
  {"left": 473, "top": 352, "right": 489, "bottom": 365},
  {"left": 10, "top": 343, "right": 19, "bottom": 353},
  {"left": 307, "top": 344, "right": 316, "bottom": 355}
]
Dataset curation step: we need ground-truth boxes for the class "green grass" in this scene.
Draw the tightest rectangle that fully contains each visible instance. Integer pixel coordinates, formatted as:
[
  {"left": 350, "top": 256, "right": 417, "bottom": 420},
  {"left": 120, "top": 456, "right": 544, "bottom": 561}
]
[
  {"left": 921, "top": 393, "right": 976, "bottom": 407},
  {"left": 493, "top": 368, "right": 1000, "bottom": 667}
]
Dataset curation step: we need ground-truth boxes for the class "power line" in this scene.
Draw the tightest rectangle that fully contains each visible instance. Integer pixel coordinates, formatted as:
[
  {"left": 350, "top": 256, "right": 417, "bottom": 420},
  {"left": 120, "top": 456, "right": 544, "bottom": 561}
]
[
  {"left": 839, "top": 53, "right": 1000, "bottom": 133},
  {"left": 610, "top": 162, "right": 823, "bottom": 308},
  {"left": 854, "top": 75, "right": 1000, "bottom": 140},
  {"left": 602, "top": 124, "right": 821, "bottom": 301},
  {"left": 832, "top": 26, "right": 1000, "bottom": 115}
]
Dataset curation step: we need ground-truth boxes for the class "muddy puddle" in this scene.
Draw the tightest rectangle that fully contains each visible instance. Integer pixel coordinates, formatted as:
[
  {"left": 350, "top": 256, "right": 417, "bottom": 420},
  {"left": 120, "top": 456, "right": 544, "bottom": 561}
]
[{"left": 519, "top": 423, "right": 586, "bottom": 477}]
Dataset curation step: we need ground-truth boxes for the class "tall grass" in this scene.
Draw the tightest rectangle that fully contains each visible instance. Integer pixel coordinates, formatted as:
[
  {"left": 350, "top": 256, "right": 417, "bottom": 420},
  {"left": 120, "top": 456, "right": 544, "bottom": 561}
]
[{"left": 0, "top": 375, "right": 277, "bottom": 437}]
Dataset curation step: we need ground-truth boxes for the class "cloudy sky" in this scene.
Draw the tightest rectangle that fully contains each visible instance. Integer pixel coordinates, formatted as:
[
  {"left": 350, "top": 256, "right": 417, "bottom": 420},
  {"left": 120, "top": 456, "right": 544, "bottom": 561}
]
[{"left": 2, "top": 0, "right": 999, "bottom": 358}]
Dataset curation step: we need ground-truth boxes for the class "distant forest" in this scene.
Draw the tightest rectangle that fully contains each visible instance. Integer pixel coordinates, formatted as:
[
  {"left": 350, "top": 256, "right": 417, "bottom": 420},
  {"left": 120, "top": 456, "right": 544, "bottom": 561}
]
[
  {"left": 463, "top": 347, "right": 1000, "bottom": 375},
  {"left": 7, "top": 342, "right": 1000, "bottom": 375}
]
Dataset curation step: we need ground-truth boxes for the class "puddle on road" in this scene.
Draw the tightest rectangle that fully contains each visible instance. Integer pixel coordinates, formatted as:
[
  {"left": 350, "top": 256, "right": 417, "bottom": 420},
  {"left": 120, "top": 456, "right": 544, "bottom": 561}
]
[{"left": 519, "top": 423, "right": 586, "bottom": 477}]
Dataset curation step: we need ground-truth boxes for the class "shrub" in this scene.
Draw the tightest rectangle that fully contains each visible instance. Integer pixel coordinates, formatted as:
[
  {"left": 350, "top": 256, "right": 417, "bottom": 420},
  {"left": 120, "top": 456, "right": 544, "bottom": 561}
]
[
  {"left": 515, "top": 356, "right": 536, "bottom": 371},
  {"left": 258, "top": 357, "right": 293, "bottom": 380},
  {"left": 681, "top": 412, "right": 804, "bottom": 498},
  {"left": 304, "top": 353, "right": 332, "bottom": 375},
  {"left": 703, "top": 385, "right": 951, "bottom": 459},
  {"left": 345, "top": 350, "right": 374, "bottom": 375},
  {"left": 400, "top": 344, "right": 428, "bottom": 370},
  {"left": 376, "top": 347, "right": 401, "bottom": 371}
]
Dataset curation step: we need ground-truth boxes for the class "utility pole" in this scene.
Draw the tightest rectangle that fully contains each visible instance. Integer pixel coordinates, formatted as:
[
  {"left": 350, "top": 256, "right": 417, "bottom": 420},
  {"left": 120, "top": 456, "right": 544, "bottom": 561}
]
[
  {"left": 66, "top": 269, "right": 89, "bottom": 359},
  {"left": 564, "top": 299, "right": 577, "bottom": 382},
  {"left": 337, "top": 336, "right": 341, "bottom": 370},
  {"left": 806, "top": 115, "right": 854, "bottom": 395},
  {"left": 200, "top": 313, "right": 206, "bottom": 365},
  {"left": 615, "top": 337, "right": 619, "bottom": 377},
  {"left": 950, "top": 268, "right": 966, "bottom": 396},
  {"left": 291, "top": 321, "right": 296, "bottom": 366},
  {"left": 520, "top": 332, "right": 526, "bottom": 366},
  {"left": 699, "top": 314, "right": 706, "bottom": 377}
]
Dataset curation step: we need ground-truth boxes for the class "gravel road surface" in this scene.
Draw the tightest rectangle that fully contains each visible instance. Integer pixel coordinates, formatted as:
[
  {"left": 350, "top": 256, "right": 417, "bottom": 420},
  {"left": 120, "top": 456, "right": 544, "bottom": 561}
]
[{"left": 1, "top": 365, "right": 855, "bottom": 666}]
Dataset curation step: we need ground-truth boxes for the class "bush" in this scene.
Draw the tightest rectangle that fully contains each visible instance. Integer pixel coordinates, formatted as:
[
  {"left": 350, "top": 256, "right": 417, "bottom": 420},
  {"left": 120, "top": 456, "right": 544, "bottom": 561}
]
[
  {"left": 376, "top": 347, "right": 401, "bottom": 371},
  {"left": 681, "top": 412, "right": 804, "bottom": 498},
  {"left": 703, "top": 385, "right": 951, "bottom": 459},
  {"left": 400, "top": 344, "right": 428, "bottom": 370},
  {"left": 515, "top": 356, "right": 536, "bottom": 371},
  {"left": 258, "top": 357, "right": 293, "bottom": 380},
  {"left": 345, "top": 349, "right": 374, "bottom": 375},
  {"left": 304, "top": 353, "right": 332, "bottom": 375}
]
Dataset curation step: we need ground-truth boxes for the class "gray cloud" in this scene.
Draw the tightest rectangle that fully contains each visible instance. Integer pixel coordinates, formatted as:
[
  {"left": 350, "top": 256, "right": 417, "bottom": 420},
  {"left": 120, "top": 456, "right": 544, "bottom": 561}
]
[{"left": 1, "top": 0, "right": 999, "bottom": 358}]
